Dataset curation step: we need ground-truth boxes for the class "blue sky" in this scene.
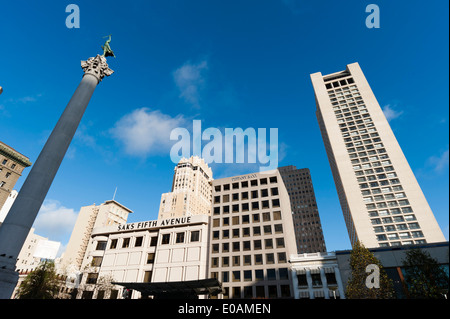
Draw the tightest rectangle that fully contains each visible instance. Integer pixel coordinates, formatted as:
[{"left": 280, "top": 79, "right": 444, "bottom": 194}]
[{"left": 0, "top": 0, "right": 448, "bottom": 254}]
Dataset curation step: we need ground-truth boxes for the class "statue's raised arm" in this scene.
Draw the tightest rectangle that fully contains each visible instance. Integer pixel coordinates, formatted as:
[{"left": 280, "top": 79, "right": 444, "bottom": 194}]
[{"left": 101, "top": 35, "right": 115, "bottom": 58}]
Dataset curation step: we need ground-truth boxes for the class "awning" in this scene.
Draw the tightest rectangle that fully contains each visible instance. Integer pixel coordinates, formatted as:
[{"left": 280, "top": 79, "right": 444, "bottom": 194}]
[{"left": 112, "top": 278, "right": 223, "bottom": 298}]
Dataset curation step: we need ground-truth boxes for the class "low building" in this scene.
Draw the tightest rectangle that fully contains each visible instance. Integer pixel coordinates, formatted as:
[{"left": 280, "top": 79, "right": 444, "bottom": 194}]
[
  {"left": 77, "top": 215, "right": 211, "bottom": 299},
  {"left": 290, "top": 252, "right": 345, "bottom": 299},
  {"left": 335, "top": 241, "right": 449, "bottom": 298}
]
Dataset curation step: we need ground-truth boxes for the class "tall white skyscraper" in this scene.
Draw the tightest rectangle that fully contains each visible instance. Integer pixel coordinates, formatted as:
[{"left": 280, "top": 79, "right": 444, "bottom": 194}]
[
  {"left": 311, "top": 62, "right": 445, "bottom": 248},
  {"left": 158, "top": 156, "right": 213, "bottom": 219}
]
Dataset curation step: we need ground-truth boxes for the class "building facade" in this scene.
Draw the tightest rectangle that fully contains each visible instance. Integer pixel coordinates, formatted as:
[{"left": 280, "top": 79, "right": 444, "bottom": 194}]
[
  {"left": 0, "top": 141, "right": 31, "bottom": 211},
  {"left": 61, "top": 200, "right": 133, "bottom": 272},
  {"left": 311, "top": 62, "right": 445, "bottom": 248},
  {"left": 77, "top": 215, "right": 210, "bottom": 299},
  {"left": 278, "top": 166, "right": 327, "bottom": 253},
  {"left": 0, "top": 190, "right": 17, "bottom": 224},
  {"left": 158, "top": 156, "right": 213, "bottom": 219},
  {"left": 335, "top": 241, "right": 449, "bottom": 299},
  {"left": 209, "top": 170, "right": 298, "bottom": 298},
  {"left": 290, "top": 252, "right": 345, "bottom": 299}
]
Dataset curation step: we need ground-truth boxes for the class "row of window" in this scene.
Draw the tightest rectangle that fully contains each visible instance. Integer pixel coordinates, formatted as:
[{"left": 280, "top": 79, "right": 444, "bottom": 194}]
[
  {"left": 212, "top": 267, "right": 290, "bottom": 283},
  {"left": 1, "top": 158, "right": 18, "bottom": 169},
  {"left": 325, "top": 77, "right": 355, "bottom": 89},
  {"left": 373, "top": 222, "right": 420, "bottom": 233},
  {"left": 212, "top": 211, "right": 282, "bottom": 226},
  {"left": 211, "top": 237, "right": 286, "bottom": 253},
  {"left": 212, "top": 224, "right": 284, "bottom": 240},
  {"left": 214, "top": 176, "right": 278, "bottom": 192},
  {"left": 297, "top": 272, "right": 338, "bottom": 287},
  {"left": 214, "top": 188, "right": 279, "bottom": 203},
  {"left": 370, "top": 212, "right": 416, "bottom": 224},
  {"left": 213, "top": 199, "right": 281, "bottom": 214},
  {"left": 211, "top": 252, "right": 288, "bottom": 268},
  {"left": 376, "top": 231, "right": 424, "bottom": 241},
  {"left": 217, "top": 284, "right": 291, "bottom": 299},
  {"left": 95, "top": 231, "right": 202, "bottom": 251}
]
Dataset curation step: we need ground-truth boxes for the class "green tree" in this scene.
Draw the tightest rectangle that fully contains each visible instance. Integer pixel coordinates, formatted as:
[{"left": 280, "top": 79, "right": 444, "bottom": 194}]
[
  {"left": 345, "top": 241, "right": 395, "bottom": 299},
  {"left": 16, "top": 260, "right": 60, "bottom": 299},
  {"left": 402, "top": 248, "right": 448, "bottom": 299}
]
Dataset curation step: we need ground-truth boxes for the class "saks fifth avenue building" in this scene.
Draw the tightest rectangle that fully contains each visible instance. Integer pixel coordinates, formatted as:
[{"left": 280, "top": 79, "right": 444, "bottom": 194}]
[{"left": 77, "top": 215, "right": 211, "bottom": 299}]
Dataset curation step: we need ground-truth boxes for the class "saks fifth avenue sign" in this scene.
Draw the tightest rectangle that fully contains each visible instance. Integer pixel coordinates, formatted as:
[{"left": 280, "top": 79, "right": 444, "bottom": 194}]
[{"left": 117, "top": 217, "right": 192, "bottom": 231}]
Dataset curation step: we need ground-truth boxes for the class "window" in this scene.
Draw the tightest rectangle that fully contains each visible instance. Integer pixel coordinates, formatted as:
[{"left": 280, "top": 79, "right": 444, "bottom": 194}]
[
  {"left": 278, "top": 252, "right": 287, "bottom": 263},
  {"left": 96, "top": 241, "right": 107, "bottom": 250},
  {"left": 232, "top": 271, "right": 241, "bottom": 282},
  {"left": 279, "top": 268, "right": 289, "bottom": 280},
  {"left": 266, "top": 253, "right": 275, "bottom": 264},
  {"left": 122, "top": 238, "right": 130, "bottom": 248},
  {"left": 86, "top": 273, "right": 98, "bottom": 284},
  {"left": 255, "top": 269, "right": 264, "bottom": 281},
  {"left": 267, "top": 269, "right": 276, "bottom": 280},
  {"left": 263, "top": 225, "right": 272, "bottom": 234},
  {"left": 244, "top": 270, "right": 252, "bottom": 282},
  {"left": 254, "top": 254, "right": 263, "bottom": 265},
  {"left": 135, "top": 236, "right": 143, "bottom": 247},
  {"left": 273, "top": 211, "right": 282, "bottom": 220},
  {"left": 110, "top": 239, "right": 118, "bottom": 249},
  {"left": 222, "top": 271, "right": 230, "bottom": 282},
  {"left": 147, "top": 253, "right": 155, "bottom": 264},
  {"left": 91, "top": 256, "right": 102, "bottom": 267},
  {"left": 175, "top": 232, "right": 184, "bottom": 243},
  {"left": 161, "top": 234, "right": 170, "bottom": 245},
  {"left": 276, "top": 238, "right": 285, "bottom": 248},
  {"left": 274, "top": 224, "right": 283, "bottom": 234}
]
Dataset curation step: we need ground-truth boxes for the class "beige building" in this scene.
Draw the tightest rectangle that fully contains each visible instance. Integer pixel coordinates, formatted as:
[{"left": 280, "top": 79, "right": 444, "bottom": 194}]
[
  {"left": 0, "top": 190, "right": 17, "bottom": 224},
  {"left": 158, "top": 156, "right": 212, "bottom": 219},
  {"left": 209, "top": 169, "right": 298, "bottom": 298},
  {"left": 61, "top": 200, "right": 133, "bottom": 272},
  {"left": 77, "top": 215, "right": 210, "bottom": 299},
  {"left": 311, "top": 62, "right": 445, "bottom": 248},
  {"left": 0, "top": 141, "right": 31, "bottom": 211},
  {"left": 290, "top": 252, "right": 345, "bottom": 299}
]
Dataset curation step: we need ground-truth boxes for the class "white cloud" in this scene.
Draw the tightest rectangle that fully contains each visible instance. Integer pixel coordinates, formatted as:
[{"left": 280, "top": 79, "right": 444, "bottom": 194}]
[
  {"left": 427, "top": 149, "right": 449, "bottom": 173},
  {"left": 33, "top": 200, "right": 78, "bottom": 243},
  {"left": 173, "top": 60, "right": 208, "bottom": 108},
  {"left": 110, "top": 108, "right": 187, "bottom": 156},
  {"left": 382, "top": 104, "right": 403, "bottom": 121}
]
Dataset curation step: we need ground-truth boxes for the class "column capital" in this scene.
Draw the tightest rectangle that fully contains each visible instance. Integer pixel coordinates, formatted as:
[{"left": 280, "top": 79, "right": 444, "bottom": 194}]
[{"left": 81, "top": 55, "right": 114, "bottom": 83}]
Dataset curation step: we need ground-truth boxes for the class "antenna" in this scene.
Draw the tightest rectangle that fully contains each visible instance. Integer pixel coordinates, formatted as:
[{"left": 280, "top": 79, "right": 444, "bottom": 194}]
[{"left": 112, "top": 187, "right": 117, "bottom": 201}]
